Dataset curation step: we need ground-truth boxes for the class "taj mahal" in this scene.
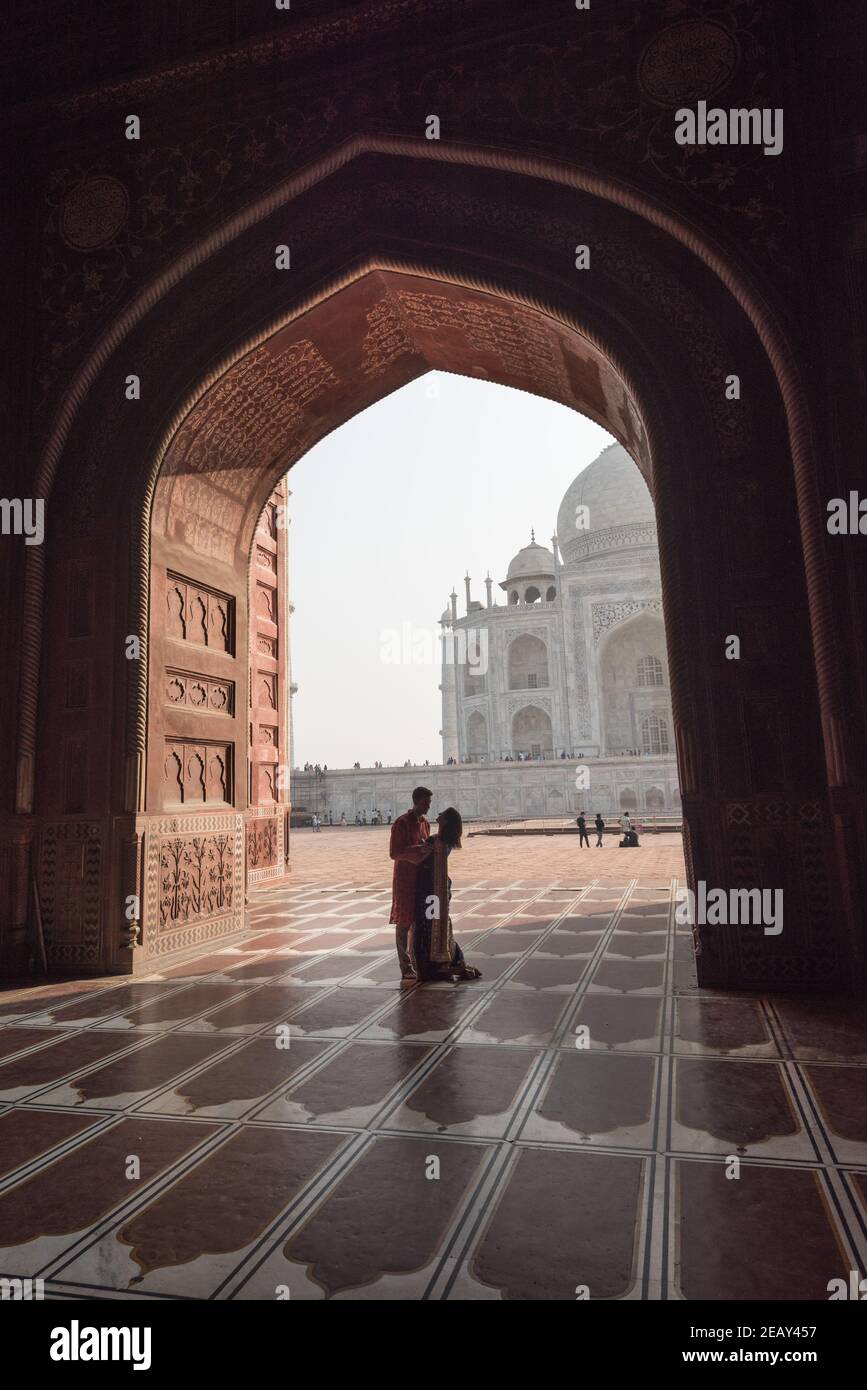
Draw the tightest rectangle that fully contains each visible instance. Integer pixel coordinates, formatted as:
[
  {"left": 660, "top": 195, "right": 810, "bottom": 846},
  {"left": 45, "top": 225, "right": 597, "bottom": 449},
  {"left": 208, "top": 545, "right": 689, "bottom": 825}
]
[{"left": 295, "top": 444, "right": 682, "bottom": 823}]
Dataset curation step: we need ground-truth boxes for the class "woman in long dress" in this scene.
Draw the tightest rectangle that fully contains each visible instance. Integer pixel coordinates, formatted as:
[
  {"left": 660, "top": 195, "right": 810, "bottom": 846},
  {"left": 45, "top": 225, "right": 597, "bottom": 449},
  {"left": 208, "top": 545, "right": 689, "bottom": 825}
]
[{"left": 410, "top": 807, "right": 482, "bottom": 982}]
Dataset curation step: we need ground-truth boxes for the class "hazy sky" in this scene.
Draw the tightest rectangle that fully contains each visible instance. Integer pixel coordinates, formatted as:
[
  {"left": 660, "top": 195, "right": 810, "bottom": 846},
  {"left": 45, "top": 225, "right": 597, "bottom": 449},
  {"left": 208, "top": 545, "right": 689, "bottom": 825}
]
[{"left": 289, "top": 372, "right": 614, "bottom": 768}]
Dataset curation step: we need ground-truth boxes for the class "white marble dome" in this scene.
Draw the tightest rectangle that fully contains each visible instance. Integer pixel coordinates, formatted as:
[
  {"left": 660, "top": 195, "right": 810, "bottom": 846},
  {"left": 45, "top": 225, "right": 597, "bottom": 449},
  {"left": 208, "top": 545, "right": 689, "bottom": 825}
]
[
  {"left": 557, "top": 443, "right": 654, "bottom": 566},
  {"left": 504, "top": 535, "right": 555, "bottom": 581},
  {"left": 439, "top": 439, "right": 674, "bottom": 794}
]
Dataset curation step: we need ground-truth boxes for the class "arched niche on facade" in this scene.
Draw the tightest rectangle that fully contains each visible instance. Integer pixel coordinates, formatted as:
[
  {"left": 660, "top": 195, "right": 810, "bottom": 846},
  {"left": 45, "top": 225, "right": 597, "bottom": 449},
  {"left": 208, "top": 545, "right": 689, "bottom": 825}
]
[
  {"left": 466, "top": 710, "right": 488, "bottom": 760},
  {"left": 512, "top": 704, "right": 553, "bottom": 756},
  {"left": 599, "top": 611, "right": 670, "bottom": 756},
  {"left": 508, "top": 633, "right": 549, "bottom": 691}
]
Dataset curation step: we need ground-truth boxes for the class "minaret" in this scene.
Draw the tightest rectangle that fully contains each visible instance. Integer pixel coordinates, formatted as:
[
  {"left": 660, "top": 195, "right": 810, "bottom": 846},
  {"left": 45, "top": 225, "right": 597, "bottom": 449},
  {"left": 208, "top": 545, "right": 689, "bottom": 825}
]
[
  {"left": 551, "top": 533, "right": 561, "bottom": 580},
  {"left": 439, "top": 602, "right": 459, "bottom": 763},
  {"left": 485, "top": 572, "right": 493, "bottom": 607},
  {"left": 464, "top": 572, "right": 472, "bottom": 613},
  {"left": 552, "top": 530, "right": 573, "bottom": 755},
  {"left": 450, "top": 588, "right": 458, "bottom": 623}
]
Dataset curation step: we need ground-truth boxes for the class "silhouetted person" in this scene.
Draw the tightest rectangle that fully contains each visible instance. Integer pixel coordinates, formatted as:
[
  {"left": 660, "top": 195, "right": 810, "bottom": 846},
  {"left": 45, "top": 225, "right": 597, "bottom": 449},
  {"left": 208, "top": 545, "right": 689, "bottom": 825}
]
[
  {"left": 595, "top": 813, "right": 605, "bottom": 847},
  {"left": 389, "top": 787, "right": 432, "bottom": 986},
  {"left": 576, "top": 813, "right": 590, "bottom": 847}
]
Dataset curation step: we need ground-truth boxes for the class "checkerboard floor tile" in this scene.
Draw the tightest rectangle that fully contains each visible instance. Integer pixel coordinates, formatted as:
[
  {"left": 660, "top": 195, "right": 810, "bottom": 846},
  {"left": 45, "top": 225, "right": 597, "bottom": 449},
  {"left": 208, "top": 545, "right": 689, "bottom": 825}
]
[{"left": 1, "top": 832, "right": 864, "bottom": 1300}]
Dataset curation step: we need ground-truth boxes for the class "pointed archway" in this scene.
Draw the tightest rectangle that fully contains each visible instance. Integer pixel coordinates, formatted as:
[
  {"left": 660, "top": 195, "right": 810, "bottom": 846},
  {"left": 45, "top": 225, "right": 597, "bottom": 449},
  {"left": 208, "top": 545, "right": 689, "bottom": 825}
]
[{"left": 11, "top": 146, "right": 858, "bottom": 991}]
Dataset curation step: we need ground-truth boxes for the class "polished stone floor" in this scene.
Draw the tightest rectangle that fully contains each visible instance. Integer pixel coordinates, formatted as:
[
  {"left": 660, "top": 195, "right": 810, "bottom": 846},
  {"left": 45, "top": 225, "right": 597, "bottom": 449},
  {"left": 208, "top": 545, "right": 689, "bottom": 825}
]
[{"left": 0, "top": 831, "right": 865, "bottom": 1300}]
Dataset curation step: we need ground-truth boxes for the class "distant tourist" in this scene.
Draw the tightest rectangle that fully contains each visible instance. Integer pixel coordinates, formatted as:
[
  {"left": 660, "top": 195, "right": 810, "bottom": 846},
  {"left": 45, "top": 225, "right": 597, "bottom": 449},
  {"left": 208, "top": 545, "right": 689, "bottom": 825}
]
[
  {"left": 595, "top": 813, "right": 605, "bottom": 847},
  {"left": 340, "top": 812, "right": 347, "bottom": 827},
  {"left": 389, "top": 787, "right": 433, "bottom": 987},
  {"left": 576, "top": 813, "right": 590, "bottom": 848},
  {"left": 312, "top": 814, "right": 320, "bottom": 832},
  {"left": 619, "top": 813, "right": 640, "bottom": 848}
]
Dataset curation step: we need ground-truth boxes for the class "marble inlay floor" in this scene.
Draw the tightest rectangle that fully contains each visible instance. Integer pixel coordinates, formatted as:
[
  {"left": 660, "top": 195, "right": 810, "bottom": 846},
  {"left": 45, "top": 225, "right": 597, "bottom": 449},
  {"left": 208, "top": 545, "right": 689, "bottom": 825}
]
[{"left": 0, "top": 846, "right": 865, "bottom": 1300}]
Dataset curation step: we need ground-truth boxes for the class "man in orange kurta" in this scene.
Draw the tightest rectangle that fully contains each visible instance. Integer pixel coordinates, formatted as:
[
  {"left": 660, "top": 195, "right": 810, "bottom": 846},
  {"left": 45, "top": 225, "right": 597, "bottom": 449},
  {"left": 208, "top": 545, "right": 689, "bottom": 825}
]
[{"left": 389, "top": 786, "right": 433, "bottom": 984}]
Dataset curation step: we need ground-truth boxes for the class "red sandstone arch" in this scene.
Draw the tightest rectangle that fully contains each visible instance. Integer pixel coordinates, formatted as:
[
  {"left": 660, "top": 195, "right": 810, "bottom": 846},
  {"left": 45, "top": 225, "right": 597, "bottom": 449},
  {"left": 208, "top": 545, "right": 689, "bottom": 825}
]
[
  {"left": 16, "top": 139, "right": 844, "bottom": 812},
  {"left": 14, "top": 144, "right": 860, "bottom": 992}
]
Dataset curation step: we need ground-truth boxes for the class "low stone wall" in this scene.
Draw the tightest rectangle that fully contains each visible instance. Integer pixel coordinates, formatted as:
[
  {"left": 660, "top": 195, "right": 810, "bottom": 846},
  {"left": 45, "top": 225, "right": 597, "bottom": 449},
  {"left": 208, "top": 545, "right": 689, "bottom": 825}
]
[{"left": 292, "top": 757, "right": 681, "bottom": 823}]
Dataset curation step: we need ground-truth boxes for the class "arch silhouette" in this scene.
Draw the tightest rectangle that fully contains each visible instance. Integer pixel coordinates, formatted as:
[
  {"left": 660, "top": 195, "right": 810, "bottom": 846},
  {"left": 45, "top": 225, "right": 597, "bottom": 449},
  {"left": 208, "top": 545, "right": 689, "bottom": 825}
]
[
  {"left": 16, "top": 141, "right": 854, "bottom": 989},
  {"left": 15, "top": 137, "right": 843, "bottom": 816}
]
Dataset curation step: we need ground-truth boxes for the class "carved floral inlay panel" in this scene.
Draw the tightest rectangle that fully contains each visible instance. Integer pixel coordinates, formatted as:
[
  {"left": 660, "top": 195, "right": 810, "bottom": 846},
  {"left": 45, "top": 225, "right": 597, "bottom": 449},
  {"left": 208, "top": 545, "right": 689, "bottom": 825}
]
[
  {"left": 592, "top": 599, "right": 663, "bottom": 644},
  {"left": 247, "top": 818, "right": 277, "bottom": 870},
  {"left": 143, "top": 811, "right": 244, "bottom": 956},
  {"left": 159, "top": 832, "right": 234, "bottom": 929},
  {"left": 165, "top": 668, "right": 234, "bottom": 715}
]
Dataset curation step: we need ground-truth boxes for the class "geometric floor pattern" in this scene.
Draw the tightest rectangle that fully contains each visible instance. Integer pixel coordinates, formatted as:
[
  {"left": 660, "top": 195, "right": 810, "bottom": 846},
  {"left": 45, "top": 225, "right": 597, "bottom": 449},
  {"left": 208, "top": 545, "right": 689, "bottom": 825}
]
[{"left": 1, "top": 845, "right": 866, "bottom": 1299}]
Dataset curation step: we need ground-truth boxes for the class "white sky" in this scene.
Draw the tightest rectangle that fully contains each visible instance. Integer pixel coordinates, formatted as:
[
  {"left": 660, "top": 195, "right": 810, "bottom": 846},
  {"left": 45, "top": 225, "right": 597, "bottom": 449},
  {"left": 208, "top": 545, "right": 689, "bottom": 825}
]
[{"left": 288, "top": 371, "right": 614, "bottom": 767}]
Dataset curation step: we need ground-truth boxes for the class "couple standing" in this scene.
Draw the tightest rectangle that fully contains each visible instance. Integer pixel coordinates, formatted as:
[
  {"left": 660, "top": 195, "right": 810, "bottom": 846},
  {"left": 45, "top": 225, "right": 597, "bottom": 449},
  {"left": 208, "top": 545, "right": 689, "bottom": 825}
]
[{"left": 388, "top": 786, "right": 482, "bottom": 987}]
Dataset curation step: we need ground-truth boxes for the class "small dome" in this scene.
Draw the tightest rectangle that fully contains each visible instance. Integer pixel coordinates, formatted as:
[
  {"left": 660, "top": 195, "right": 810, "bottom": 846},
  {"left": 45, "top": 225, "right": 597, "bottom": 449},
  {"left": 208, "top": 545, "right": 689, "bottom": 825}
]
[
  {"left": 557, "top": 443, "right": 654, "bottom": 565},
  {"left": 440, "top": 607, "right": 452, "bottom": 623},
  {"left": 504, "top": 532, "right": 555, "bottom": 582}
]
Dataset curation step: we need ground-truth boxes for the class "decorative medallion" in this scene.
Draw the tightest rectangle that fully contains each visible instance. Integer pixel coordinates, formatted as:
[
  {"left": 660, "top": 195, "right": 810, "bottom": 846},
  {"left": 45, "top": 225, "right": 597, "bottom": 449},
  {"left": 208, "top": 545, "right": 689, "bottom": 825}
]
[
  {"left": 638, "top": 20, "right": 739, "bottom": 107},
  {"left": 59, "top": 175, "right": 129, "bottom": 250}
]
